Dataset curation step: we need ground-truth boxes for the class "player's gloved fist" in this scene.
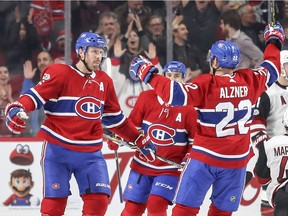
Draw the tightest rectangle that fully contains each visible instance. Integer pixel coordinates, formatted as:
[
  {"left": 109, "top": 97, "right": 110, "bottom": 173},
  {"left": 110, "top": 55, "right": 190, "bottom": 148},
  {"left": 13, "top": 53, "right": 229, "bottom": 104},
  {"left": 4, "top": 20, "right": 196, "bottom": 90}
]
[
  {"left": 134, "top": 133, "right": 157, "bottom": 162},
  {"left": 5, "top": 102, "right": 28, "bottom": 134},
  {"left": 251, "top": 131, "right": 268, "bottom": 149},
  {"left": 107, "top": 136, "right": 120, "bottom": 151},
  {"left": 129, "top": 55, "right": 158, "bottom": 84},
  {"left": 139, "top": 143, "right": 157, "bottom": 162},
  {"left": 264, "top": 21, "right": 285, "bottom": 50}
]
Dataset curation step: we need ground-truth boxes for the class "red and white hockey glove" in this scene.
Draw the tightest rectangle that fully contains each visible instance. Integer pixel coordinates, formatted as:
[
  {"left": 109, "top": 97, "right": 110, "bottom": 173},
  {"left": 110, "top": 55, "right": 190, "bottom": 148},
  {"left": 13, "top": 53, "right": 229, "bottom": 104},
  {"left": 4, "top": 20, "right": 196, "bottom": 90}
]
[
  {"left": 5, "top": 102, "right": 29, "bottom": 134},
  {"left": 264, "top": 21, "right": 285, "bottom": 50},
  {"left": 251, "top": 131, "right": 268, "bottom": 149},
  {"left": 134, "top": 134, "right": 157, "bottom": 162},
  {"left": 129, "top": 55, "right": 158, "bottom": 84}
]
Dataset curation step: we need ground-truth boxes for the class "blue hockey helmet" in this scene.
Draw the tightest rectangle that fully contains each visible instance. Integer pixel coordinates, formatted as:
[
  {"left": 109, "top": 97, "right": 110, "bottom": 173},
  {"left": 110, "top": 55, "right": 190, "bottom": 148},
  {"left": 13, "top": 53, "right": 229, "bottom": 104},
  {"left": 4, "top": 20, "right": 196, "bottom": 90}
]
[
  {"left": 163, "top": 61, "right": 187, "bottom": 78},
  {"left": 208, "top": 40, "right": 240, "bottom": 69},
  {"left": 75, "top": 32, "right": 108, "bottom": 58}
]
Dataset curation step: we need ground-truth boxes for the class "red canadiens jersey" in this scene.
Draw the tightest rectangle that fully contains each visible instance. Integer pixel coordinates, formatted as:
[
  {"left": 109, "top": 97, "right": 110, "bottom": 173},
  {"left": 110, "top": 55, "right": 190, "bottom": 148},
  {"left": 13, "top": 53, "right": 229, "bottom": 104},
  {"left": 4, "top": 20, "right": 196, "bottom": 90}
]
[
  {"left": 20, "top": 64, "right": 135, "bottom": 152},
  {"left": 31, "top": 1, "right": 64, "bottom": 20},
  {"left": 128, "top": 90, "right": 198, "bottom": 176},
  {"left": 149, "top": 44, "right": 281, "bottom": 168}
]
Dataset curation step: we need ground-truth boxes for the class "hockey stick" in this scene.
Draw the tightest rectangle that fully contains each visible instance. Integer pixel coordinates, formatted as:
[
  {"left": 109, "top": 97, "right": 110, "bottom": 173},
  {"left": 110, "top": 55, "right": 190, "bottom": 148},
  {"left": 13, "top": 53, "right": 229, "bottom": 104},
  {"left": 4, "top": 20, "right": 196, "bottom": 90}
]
[
  {"left": 103, "top": 134, "right": 183, "bottom": 169},
  {"left": 114, "top": 150, "right": 123, "bottom": 203},
  {"left": 268, "top": 0, "right": 275, "bottom": 26}
]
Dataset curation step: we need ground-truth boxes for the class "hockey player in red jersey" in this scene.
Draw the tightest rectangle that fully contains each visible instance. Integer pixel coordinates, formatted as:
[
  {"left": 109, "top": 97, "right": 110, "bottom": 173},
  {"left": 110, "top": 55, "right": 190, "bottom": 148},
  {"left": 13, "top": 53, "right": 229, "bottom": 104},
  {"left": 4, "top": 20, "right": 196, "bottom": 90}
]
[
  {"left": 4, "top": 32, "right": 156, "bottom": 216},
  {"left": 115, "top": 61, "right": 197, "bottom": 216},
  {"left": 254, "top": 108, "right": 288, "bottom": 216},
  {"left": 129, "top": 22, "right": 284, "bottom": 215}
]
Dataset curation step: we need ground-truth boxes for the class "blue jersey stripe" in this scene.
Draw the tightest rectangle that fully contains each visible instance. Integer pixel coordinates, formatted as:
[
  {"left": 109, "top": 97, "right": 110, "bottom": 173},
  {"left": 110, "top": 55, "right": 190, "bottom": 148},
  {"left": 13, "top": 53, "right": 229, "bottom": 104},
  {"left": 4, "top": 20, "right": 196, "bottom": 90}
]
[
  {"left": 260, "top": 61, "right": 279, "bottom": 87},
  {"left": 170, "top": 82, "right": 186, "bottom": 106}
]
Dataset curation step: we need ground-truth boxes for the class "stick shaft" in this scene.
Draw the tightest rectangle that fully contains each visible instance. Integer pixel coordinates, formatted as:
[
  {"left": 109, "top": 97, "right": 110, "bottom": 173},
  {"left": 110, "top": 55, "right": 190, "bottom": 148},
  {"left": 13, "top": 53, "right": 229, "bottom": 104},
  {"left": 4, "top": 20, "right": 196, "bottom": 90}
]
[
  {"left": 269, "top": 0, "right": 275, "bottom": 25},
  {"left": 103, "top": 134, "right": 183, "bottom": 169},
  {"left": 114, "top": 150, "right": 123, "bottom": 203}
]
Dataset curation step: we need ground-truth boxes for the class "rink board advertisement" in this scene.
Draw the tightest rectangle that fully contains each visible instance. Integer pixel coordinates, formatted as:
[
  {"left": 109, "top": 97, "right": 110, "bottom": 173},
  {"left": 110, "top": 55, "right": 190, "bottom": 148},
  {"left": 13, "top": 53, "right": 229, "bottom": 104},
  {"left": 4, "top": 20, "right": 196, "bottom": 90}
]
[{"left": 0, "top": 138, "right": 262, "bottom": 216}]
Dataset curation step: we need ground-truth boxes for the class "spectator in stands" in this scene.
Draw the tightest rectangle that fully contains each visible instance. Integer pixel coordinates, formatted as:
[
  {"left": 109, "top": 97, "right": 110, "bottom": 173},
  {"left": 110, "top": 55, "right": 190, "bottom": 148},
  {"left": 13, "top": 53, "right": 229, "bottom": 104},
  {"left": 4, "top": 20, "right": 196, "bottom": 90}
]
[
  {"left": 115, "top": 0, "right": 151, "bottom": 35},
  {"left": 50, "top": 30, "right": 78, "bottom": 64},
  {"left": 281, "top": 18, "right": 288, "bottom": 50},
  {"left": 110, "top": 13, "right": 157, "bottom": 116},
  {"left": 114, "top": 13, "right": 151, "bottom": 79},
  {"left": 172, "top": 16, "right": 209, "bottom": 82},
  {"left": 146, "top": 15, "right": 166, "bottom": 67},
  {"left": 278, "top": 0, "right": 288, "bottom": 23},
  {"left": 220, "top": 10, "right": 263, "bottom": 69},
  {"left": 238, "top": 3, "right": 266, "bottom": 51},
  {"left": 6, "top": 4, "right": 40, "bottom": 75},
  {"left": 0, "top": 2, "right": 17, "bottom": 52},
  {"left": 29, "top": 0, "right": 64, "bottom": 50},
  {"left": 111, "top": 38, "right": 161, "bottom": 117},
  {"left": 96, "top": 11, "right": 121, "bottom": 53},
  {"left": 71, "top": 0, "right": 111, "bottom": 44},
  {"left": 21, "top": 51, "right": 53, "bottom": 136},
  {"left": 151, "top": 0, "right": 183, "bottom": 21},
  {"left": 0, "top": 66, "right": 14, "bottom": 136},
  {"left": 182, "top": 0, "right": 222, "bottom": 55}
]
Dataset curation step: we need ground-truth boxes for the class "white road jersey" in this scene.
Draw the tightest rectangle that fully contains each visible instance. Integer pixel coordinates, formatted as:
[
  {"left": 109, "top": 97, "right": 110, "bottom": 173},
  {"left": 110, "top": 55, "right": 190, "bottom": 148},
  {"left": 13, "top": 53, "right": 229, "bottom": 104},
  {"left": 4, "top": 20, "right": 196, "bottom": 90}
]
[{"left": 264, "top": 135, "right": 288, "bottom": 207}]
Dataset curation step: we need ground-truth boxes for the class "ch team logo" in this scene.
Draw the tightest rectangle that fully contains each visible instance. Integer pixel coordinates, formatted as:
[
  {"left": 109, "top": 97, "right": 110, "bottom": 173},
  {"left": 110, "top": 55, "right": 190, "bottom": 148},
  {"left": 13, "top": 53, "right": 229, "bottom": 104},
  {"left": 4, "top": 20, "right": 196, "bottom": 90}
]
[
  {"left": 148, "top": 124, "right": 176, "bottom": 146},
  {"left": 75, "top": 96, "right": 102, "bottom": 120},
  {"left": 126, "top": 96, "right": 138, "bottom": 108}
]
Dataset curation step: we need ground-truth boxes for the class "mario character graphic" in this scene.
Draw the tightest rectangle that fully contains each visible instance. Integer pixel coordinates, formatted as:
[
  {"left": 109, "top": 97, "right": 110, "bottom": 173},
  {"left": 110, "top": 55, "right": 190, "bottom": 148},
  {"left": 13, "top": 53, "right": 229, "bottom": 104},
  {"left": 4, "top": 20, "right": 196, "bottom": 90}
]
[
  {"left": 3, "top": 169, "right": 40, "bottom": 206},
  {"left": 10, "top": 144, "right": 34, "bottom": 166}
]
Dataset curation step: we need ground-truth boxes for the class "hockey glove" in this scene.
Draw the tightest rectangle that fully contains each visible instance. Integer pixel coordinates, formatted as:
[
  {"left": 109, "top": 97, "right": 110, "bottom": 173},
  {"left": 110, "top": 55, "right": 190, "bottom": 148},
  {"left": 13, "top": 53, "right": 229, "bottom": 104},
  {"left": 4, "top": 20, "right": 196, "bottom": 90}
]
[
  {"left": 129, "top": 55, "right": 158, "bottom": 84},
  {"left": 5, "top": 102, "right": 28, "bottom": 134},
  {"left": 251, "top": 131, "right": 268, "bottom": 149},
  {"left": 134, "top": 133, "right": 157, "bottom": 162},
  {"left": 264, "top": 21, "right": 285, "bottom": 50},
  {"left": 107, "top": 135, "right": 120, "bottom": 151},
  {"left": 139, "top": 143, "right": 157, "bottom": 162}
]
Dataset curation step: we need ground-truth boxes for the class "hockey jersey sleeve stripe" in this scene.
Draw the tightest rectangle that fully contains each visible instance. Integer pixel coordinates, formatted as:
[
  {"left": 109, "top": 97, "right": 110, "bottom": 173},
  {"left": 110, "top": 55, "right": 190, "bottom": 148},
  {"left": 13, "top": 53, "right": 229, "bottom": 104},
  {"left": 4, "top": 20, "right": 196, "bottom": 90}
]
[
  {"left": 41, "top": 125, "right": 102, "bottom": 145},
  {"left": 168, "top": 81, "right": 188, "bottom": 106},
  {"left": 22, "top": 94, "right": 38, "bottom": 110},
  {"left": 250, "top": 123, "right": 267, "bottom": 138},
  {"left": 23, "top": 89, "right": 45, "bottom": 109},
  {"left": 102, "top": 114, "right": 126, "bottom": 128},
  {"left": 31, "top": 88, "right": 46, "bottom": 105},
  {"left": 250, "top": 123, "right": 266, "bottom": 131},
  {"left": 260, "top": 60, "right": 279, "bottom": 87}
]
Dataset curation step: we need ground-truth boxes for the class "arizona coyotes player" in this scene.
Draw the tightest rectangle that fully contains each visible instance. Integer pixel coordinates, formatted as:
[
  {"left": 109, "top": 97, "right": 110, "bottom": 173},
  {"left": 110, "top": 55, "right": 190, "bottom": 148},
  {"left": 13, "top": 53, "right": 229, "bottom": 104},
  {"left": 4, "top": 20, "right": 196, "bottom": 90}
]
[
  {"left": 129, "top": 22, "right": 284, "bottom": 216},
  {"left": 4, "top": 32, "right": 156, "bottom": 216},
  {"left": 118, "top": 61, "right": 197, "bottom": 216},
  {"left": 251, "top": 50, "right": 288, "bottom": 215},
  {"left": 254, "top": 108, "right": 288, "bottom": 216}
]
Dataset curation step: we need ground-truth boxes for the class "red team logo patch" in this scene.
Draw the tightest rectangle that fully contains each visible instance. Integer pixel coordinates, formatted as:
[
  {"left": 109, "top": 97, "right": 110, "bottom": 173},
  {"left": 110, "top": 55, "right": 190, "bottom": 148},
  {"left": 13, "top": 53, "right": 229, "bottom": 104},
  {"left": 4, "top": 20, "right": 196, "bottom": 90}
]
[
  {"left": 148, "top": 124, "right": 176, "bottom": 146},
  {"left": 127, "top": 184, "right": 133, "bottom": 190},
  {"left": 75, "top": 96, "right": 102, "bottom": 120},
  {"left": 52, "top": 183, "right": 60, "bottom": 189}
]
